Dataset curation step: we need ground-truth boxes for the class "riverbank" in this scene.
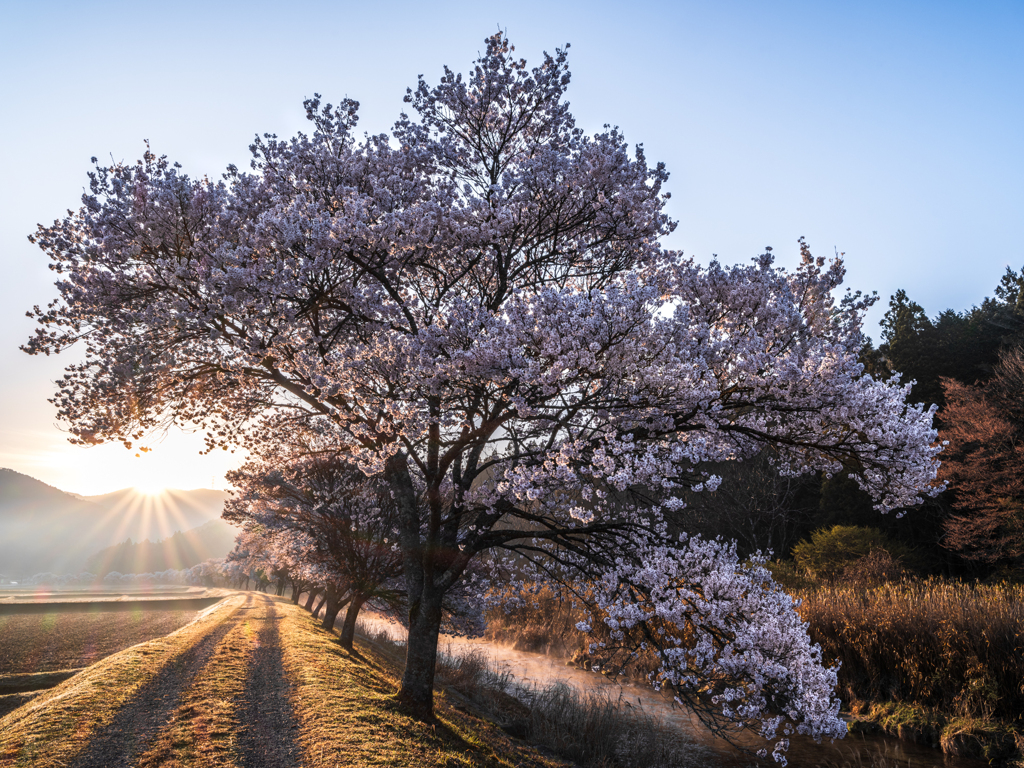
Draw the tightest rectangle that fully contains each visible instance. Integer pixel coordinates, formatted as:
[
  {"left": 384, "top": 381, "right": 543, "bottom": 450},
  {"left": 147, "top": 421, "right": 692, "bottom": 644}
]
[
  {"left": 846, "top": 701, "right": 1024, "bottom": 766},
  {"left": 794, "top": 578, "right": 1024, "bottom": 767},
  {"left": 358, "top": 611, "right": 988, "bottom": 768},
  {"left": 485, "top": 578, "right": 1024, "bottom": 766}
]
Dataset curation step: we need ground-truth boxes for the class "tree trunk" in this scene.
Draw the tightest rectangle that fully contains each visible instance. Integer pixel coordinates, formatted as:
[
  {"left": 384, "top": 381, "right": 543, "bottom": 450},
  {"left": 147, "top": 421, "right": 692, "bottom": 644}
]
[
  {"left": 312, "top": 595, "right": 326, "bottom": 617},
  {"left": 338, "top": 593, "right": 367, "bottom": 650},
  {"left": 303, "top": 589, "right": 319, "bottom": 611},
  {"left": 321, "top": 592, "right": 340, "bottom": 629},
  {"left": 397, "top": 592, "right": 444, "bottom": 719},
  {"left": 290, "top": 581, "right": 303, "bottom": 604},
  {"left": 321, "top": 588, "right": 351, "bottom": 630}
]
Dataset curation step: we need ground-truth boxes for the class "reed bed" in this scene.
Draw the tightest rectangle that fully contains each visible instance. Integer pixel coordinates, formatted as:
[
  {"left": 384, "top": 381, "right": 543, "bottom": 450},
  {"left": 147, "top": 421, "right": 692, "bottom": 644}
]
[
  {"left": 486, "top": 577, "right": 1024, "bottom": 762},
  {"left": 794, "top": 579, "right": 1024, "bottom": 723}
]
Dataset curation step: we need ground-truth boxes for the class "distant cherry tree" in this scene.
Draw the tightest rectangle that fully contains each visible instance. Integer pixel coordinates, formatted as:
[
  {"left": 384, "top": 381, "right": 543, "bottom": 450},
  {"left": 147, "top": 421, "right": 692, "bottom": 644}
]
[
  {"left": 25, "top": 33, "right": 941, "bottom": 758},
  {"left": 226, "top": 432, "right": 406, "bottom": 649}
]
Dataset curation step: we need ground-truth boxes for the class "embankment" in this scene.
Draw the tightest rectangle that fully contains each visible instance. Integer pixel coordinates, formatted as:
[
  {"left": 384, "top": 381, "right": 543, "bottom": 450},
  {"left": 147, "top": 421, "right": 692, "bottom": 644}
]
[{"left": 0, "top": 593, "right": 570, "bottom": 768}]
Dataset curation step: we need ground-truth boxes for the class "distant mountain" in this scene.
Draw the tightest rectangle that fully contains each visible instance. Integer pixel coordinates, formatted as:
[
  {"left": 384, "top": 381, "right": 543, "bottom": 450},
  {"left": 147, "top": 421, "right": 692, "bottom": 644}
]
[
  {"left": 83, "top": 519, "right": 239, "bottom": 575},
  {"left": 81, "top": 488, "right": 229, "bottom": 543},
  {"left": 0, "top": 468, "right": 231, "bottom": 578}
]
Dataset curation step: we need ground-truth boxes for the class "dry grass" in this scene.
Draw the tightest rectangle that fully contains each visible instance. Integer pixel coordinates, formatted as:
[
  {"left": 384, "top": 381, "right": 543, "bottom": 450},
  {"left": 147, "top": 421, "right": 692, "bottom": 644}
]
[
  {"left": 485, "top": 589, "right": 585, "bottom": 657},
  {"left": 0, "top": 670, "right": 85, "bottom": 719},
  {"left": 0, "top": 694, "right": 40, "bottom": 720},
  {"left": 278, "top": 601, "right": 572, "bottom": 768},
  {"left": 362, "top": 625, "right": 698, "bottom": 768},
  {"left": 516, "top": 683, "right": 696, "bottom": 768},
  {"left": 133, "top": 601, "right": 262, "bottom": 768},
  {"left": 816, "top": 739, "right": 916, "bottom": 768},
  {"left": 0, "top": 669, "right": 85, "bottom": 696},
  {"left": 0, "top": 595, "right": 246, "bottom": 768},
  {"left": 795, "top": 579, "right": 1024, "bottom": 722}
]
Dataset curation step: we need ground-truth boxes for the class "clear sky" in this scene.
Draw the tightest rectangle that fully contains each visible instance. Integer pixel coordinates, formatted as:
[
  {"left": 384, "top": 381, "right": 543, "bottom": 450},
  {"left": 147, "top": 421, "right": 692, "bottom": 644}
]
[{"left": 1, "top": 0, "right": 1021, "bottom": 495}]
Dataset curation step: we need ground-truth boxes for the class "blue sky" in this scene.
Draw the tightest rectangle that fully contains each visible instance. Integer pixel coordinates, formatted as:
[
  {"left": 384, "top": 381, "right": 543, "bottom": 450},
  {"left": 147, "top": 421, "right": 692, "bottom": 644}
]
[{"left": 1, "top": 0, "right": 1021, "bottom": 493}]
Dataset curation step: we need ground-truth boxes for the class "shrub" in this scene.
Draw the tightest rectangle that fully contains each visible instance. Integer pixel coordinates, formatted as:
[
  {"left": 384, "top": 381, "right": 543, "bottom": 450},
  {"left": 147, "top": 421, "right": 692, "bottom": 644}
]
[
  {"left": 792, "top": 526, "right": 915, "bottom": 580},
  {"left": 841, "top": 550, "right": 909, "bottom": 586}
]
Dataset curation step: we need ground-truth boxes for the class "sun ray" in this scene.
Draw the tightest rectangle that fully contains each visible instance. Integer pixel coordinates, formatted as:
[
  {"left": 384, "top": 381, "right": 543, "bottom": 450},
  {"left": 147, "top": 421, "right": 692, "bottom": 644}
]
[
  {"left": 158, "top": 491, "right": 194, "bottom": 540},
  {"left": 82, "top": 490, "right": 147, "bottom": 553}
]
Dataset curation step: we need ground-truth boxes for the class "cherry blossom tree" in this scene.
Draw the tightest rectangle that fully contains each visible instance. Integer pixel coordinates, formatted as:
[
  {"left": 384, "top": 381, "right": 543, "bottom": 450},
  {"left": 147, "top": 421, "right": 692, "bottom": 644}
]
[
  {"left": 227, "top": 528, "right": 282, "bottom": 592},
  {"left": 24, "top": 32, "right": 941, "bottom": 755}
]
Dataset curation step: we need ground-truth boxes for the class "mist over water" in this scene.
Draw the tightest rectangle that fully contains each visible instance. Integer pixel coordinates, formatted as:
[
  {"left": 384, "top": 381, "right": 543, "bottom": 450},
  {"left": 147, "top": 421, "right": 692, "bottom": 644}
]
[{"left": 358, "top": 613, "right": 984, "bottom": 768}]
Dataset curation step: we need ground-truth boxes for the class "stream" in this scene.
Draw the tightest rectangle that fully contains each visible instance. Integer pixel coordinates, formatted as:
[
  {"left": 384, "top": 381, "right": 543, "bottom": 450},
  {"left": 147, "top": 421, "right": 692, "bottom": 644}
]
[{"left": 357, "top": 614, "right": 986, "bottom": 768}]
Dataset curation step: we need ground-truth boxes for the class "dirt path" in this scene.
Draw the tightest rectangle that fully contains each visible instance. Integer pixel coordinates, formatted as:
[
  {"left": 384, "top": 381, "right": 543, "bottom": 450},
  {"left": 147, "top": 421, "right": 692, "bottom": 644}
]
[
  {"left": 236, "top": 601, "right": 302, "bottom": 768},
  {"left": 65, "top": 593, "right": 303, "bottom": 768},
  {"left": 67, "top": 598, "right": 248, "bottom": 768}
]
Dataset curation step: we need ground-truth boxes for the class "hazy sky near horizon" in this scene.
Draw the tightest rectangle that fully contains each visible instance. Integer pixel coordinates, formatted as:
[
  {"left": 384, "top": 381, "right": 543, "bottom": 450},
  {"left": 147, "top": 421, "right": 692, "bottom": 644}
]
[{"left": 1, "top": 0, "right": 1021, "bottom": 495}]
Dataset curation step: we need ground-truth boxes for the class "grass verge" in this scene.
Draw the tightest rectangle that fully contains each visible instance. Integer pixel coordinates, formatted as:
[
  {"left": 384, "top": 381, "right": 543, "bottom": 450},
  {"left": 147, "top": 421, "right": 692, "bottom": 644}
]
[
  {"left": 0, "top": 669, "right": 90, "bottom": 718},
  {"left": 0, "top": 594, "right": 246, "bottom": 768},
  {"left": 0, "top": 669, "right": 86, "bottom": 696},
  {"left": 277, "top": 602, "right": 572, "bottom": 768}
]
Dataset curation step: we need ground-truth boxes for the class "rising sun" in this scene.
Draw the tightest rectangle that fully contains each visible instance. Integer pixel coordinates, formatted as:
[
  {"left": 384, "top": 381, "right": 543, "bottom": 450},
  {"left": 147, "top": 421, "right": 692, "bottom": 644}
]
[{"left": 135, "top": 483, "right": 166, "bottom": 497}]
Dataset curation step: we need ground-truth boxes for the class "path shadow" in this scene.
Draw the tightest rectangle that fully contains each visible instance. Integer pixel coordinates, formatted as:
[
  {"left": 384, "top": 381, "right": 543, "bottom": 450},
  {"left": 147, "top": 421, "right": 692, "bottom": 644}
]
[{"left": 236, "top": 602, "right": 302, "bottom": 768}]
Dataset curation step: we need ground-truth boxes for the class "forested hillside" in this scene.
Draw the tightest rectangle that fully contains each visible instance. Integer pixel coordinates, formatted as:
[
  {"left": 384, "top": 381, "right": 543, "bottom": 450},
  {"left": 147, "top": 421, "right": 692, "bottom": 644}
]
[
  {"left": 83, "top": 519, "right": 238, "bottom": 576},
  {"left": 0, "top": 470, "right": 229, "bottom": 578}
]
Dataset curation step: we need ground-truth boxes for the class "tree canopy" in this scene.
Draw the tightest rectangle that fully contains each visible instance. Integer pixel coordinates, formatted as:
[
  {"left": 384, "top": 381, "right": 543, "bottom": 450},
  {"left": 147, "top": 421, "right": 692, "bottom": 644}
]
[{"left": 24, "top": 33, "right": 942, "bottom": 761}]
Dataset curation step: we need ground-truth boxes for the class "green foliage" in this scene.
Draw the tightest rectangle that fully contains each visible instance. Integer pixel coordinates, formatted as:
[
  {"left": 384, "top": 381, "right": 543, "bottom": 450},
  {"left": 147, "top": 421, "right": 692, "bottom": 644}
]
[
  {"left": 876, "top": 267, "right": 1024, "bottom": 409},
  {"left": 792, "top": 525, "right": 914, "bottom": 580},
  {"left": 764, "top": 559, "right": 815, "bottom": 591},
  {"left": 818, "top": 474, "right": 879, "bottom": 528},
  {"left": 857, "top": 338, "right": 889, "bottom": 380}
]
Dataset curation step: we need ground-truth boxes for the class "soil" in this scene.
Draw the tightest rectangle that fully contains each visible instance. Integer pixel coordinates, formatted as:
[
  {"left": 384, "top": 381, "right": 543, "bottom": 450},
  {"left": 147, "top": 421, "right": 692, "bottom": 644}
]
[{"left": 0, "top": 609, "right": 199, "bottom": 674}]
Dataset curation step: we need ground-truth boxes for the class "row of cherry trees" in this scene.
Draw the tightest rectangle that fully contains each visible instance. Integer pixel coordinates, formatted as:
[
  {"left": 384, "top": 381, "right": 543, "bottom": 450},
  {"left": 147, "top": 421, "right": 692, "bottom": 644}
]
[
  {"left": 224, "top": 426, "right": 406, "bottom": 649},
  {"left": 25, "top": 34, "right": 942, "bottom": 762},
  {"left": 222, "top": 427, "right": 485, "bottom": 649}
]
